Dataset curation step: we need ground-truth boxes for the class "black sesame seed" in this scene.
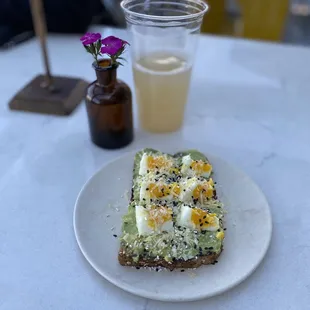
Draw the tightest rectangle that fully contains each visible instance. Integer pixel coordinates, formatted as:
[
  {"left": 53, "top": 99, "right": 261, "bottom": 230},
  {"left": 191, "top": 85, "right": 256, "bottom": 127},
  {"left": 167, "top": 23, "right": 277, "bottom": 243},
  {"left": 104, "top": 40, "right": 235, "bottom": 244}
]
[
  {"left": 183, "top": 189, "right": 186, "bottom": 192},
  {"left": 203, "top": 215, "right": 207, "bottom": 219},
  {"left": 224, "top": 228, "right": 227, "bottom": 231},
  {"left": 143, "top": 198, "right": 146, "bottom": 201},
  {"left": 201, "top": 230, "right": 206, "bottom": 234},
  {"left": 136, "top": 267, "right": 140, "bottom": 270},
  {"left": 194, "top": 244, "right": 197, "bottom": 249},
  {"left": 209, "top": 246, "right": 214, "bottom": 250},
  {"left": 204, "top": 247, "right": 208, "bottom": 250},
  {"left": 147, "top": 170, "right": 149, "bottom": 173},
  {"left": 217, "top": 206, "right": 221, "bottom": 208},
  {"left": 183, "top": 241, "right": 187, "bottom": 246},
  {"left": 199, "top": 219, "right": 202, "bottom": 223},
  {"left": 214, "top": 260, "right": 218, "bottom": 263},
  {"left": 113, "top": 234, "right": 117, "bottom": 238},
  {"left": 156, "top": 268, "right": 159, "bottom": 272},
  {"left": 181, "top": 269, "right": 185, "bottom": 272},
  {"left": 150, "top": 199, "right": 153, "bottom": 202},
  {"left": 217, "top": 229, "right": 221, "bottom": 232},
  {"left": 156, "top": 171, "right": 159, "bottom": 175},
  {"left": 146, "top": 188, "right": 149, "bottom": 191},
  {"left": 200, "top": 223, "right": 203, "bottom": 227},
  {"left": 205, "top": 221, "right": 209, "bottom": 224}
]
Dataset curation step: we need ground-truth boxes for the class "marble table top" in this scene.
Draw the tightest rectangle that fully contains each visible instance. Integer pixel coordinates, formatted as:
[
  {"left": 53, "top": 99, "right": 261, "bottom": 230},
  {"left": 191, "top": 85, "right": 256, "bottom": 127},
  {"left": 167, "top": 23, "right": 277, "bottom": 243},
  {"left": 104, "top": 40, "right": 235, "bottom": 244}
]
[{"left": 0, "top": 27, "right": 309, "bottom": 310}]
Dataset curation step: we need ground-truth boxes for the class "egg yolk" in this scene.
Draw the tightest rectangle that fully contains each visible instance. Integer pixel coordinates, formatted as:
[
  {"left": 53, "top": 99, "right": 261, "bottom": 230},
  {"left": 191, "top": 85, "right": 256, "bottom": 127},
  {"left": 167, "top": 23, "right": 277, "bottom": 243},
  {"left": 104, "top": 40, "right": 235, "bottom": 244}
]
[
  {"left": 147, "top": 156, "right": 171, "bottom": 170},
  {"left": 148, "top": 206, "right": 172, "bottom": 229},
  {"left": 190, "top": 161, "right": 212, "bottom": 174},
  {"left": 191, "top": 209, "right": 218, "bottom": 230},
  {"left": 192, "top": 181, "right": 214, "bottom": 201},
  {"left": 148, "top": 183, "right": 180, "bottom": 198}
]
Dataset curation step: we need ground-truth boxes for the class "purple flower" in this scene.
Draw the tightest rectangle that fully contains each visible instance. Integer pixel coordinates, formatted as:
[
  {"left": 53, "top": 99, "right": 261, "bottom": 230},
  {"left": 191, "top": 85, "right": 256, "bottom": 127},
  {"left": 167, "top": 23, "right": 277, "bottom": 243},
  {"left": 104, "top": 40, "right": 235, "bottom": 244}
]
[
  {"left": 100, "top": 36, "right": 128, "bottom": 56},
  {"left": 80, "top": 32, "right": 101, "bottom": 45}
]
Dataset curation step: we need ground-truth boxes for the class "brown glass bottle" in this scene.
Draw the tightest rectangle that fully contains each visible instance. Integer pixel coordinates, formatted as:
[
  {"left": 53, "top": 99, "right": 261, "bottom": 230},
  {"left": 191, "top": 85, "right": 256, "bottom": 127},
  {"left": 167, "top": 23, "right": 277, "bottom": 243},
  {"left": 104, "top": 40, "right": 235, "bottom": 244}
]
[{"left": 85, "top": 59, "right": 134, "bottom": 149}]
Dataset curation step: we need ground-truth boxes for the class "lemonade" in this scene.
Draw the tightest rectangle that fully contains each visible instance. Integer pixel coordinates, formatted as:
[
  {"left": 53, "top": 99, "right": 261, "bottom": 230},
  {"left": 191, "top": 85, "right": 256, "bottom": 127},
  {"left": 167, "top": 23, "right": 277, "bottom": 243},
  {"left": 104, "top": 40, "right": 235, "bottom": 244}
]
[{"left": 133, "top": 52, "right": 192, "bottom": 133}]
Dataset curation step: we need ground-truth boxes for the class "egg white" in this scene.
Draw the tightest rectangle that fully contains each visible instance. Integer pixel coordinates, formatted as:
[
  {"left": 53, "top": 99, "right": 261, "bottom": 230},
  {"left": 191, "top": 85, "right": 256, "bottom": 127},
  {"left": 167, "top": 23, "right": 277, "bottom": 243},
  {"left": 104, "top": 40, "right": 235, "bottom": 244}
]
[
  {"left": 138, "top": 153, "right": 149, "bottom": 176},
  {"left": 135, "top": 205, "right": 173, "bottom": 235},
  {"left": 179, "top": 178, "right": 198, "bottom": 202},
  {"left": 140, "top": 180, "right": 175, "bottom": 202},
  {"left": 181, "top": 155, "right": 212, "bottom": 178},
  {"left": 177, "top": 205, "right": 220, "bottom": 231}
]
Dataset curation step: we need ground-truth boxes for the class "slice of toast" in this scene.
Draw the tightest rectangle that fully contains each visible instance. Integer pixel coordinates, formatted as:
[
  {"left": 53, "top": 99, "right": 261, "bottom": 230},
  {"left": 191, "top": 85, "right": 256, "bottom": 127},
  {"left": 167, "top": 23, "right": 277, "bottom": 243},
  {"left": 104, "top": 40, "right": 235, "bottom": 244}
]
[
  {"left": 118, "top": 247, "right": 222, "bottom": 270},
  {"left": 119, "top": 149, "right": 224, "bottom": 270}
]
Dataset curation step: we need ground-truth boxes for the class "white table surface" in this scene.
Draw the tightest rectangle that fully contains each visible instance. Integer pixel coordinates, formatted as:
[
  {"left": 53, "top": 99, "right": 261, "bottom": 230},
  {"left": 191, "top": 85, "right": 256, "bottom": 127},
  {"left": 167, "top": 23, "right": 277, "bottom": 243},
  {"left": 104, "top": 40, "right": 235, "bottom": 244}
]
[{"left": 0, "top": 27, "right": 310, "bottom": 310}]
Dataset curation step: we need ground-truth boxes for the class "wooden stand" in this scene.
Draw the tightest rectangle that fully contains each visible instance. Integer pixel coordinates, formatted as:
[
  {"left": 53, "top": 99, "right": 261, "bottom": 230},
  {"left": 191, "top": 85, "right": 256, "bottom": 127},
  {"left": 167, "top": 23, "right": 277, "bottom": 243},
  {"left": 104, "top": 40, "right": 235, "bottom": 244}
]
[
  {"left": 8, "top": 0, "right": 87, "bottom": 116},
  {"left": 9, "top": 75, "right": 88, "bottom": 115}
]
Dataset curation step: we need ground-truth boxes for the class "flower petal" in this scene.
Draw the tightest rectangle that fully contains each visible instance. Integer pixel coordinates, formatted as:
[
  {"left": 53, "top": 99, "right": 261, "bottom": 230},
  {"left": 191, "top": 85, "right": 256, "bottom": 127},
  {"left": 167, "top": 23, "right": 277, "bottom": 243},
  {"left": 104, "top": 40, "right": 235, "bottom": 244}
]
[{"left": 80, "top": 32, "right": 101, "bottom": 45}]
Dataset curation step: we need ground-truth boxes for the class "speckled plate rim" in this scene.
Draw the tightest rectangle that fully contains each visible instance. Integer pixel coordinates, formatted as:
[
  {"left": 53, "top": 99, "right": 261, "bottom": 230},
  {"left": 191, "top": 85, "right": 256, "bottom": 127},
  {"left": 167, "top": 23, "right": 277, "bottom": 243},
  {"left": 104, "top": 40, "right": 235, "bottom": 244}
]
[{"left": 73, "top": 149, "right": 272, "bottom": 302}]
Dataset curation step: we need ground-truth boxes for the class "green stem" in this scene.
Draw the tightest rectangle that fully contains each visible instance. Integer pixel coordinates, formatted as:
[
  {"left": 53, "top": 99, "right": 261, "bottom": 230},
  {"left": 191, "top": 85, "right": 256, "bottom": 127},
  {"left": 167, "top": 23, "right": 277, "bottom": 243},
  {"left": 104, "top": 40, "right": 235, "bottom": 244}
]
[{"left": 94, "top": 54, "right": 98, "bottom": 66}]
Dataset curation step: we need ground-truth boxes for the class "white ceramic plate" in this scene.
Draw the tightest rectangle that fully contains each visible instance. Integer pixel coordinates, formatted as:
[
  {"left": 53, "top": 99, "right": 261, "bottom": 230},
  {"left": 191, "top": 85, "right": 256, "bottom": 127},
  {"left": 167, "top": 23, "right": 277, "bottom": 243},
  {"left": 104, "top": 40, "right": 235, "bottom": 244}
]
[{"left": 74, "top": 150, "right": 272, "bottom": 302}]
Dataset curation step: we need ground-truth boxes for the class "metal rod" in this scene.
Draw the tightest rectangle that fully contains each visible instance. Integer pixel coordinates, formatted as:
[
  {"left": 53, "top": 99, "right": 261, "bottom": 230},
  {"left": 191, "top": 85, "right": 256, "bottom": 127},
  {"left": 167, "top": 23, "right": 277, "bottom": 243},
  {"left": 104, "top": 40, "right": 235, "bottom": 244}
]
[{"left": 30, "top": 0, "right": 53, "bottom": 88}]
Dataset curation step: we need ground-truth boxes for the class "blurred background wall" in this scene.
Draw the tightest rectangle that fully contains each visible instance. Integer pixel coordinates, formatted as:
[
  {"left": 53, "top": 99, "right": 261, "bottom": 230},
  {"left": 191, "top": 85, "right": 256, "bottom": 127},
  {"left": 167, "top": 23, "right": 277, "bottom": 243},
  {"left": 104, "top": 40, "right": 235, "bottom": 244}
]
[{"left": 0, "top": 0, "right": 310, "bottom": 48}]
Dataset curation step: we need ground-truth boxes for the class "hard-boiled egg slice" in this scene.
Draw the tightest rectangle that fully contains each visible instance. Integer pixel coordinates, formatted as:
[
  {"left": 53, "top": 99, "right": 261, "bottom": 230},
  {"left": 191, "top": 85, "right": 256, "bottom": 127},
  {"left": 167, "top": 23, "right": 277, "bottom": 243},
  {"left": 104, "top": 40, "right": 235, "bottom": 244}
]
[
  {"left": 177, "top": 205, "right": 220, "bottom": 231},
  {"left": 140, "top": 181, "right": 180, "bottom": 202},
  {"left": 139, "top": 153, "right": 174, "bottom": 175},
  {"left": 179, "top": 177, "right": 215, "bottom": 204},
  {"left": 135, "top": 205, "right": 173, "bottom": 235},
  {"left": 181, "top": 155, "right": 212, "bottom": 178}
]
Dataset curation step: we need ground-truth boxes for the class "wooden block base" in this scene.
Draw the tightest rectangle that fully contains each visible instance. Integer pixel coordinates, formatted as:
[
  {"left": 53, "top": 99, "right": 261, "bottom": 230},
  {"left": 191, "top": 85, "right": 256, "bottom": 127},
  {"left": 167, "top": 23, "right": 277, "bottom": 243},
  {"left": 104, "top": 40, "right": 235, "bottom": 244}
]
[{"left": 9, "top": 75, "right": 89, "bottom": 116}]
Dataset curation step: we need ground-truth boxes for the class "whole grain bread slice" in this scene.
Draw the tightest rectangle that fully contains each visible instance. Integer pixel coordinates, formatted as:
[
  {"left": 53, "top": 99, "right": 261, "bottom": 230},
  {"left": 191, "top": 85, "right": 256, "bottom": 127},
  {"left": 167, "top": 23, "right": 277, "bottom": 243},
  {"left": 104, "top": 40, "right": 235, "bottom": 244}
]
[{"left": 118, "top": 247, "right": 222, "bottom": 270}]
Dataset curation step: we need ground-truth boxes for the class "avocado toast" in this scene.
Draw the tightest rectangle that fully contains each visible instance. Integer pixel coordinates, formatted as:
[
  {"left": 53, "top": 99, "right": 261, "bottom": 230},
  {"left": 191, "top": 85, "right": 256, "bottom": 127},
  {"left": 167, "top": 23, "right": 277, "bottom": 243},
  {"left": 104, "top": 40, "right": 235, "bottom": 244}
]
[{"left": 118, "top": 149, "right": 225, "bottom": 270}]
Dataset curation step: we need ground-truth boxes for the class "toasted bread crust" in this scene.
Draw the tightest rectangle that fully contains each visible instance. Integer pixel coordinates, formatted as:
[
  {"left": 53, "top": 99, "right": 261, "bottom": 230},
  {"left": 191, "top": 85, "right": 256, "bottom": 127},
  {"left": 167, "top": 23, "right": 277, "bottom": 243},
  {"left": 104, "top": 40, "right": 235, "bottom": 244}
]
[{"left": 118, "top": 247, "right": 222, "bottom": 270}]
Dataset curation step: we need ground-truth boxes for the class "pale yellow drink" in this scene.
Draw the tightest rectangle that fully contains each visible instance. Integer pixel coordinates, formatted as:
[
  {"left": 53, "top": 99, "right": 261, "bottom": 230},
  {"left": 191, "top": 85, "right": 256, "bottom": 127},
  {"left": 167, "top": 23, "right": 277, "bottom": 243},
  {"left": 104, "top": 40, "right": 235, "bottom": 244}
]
[{"left": 133, "top": 52, "right": 192, "bottom": 133}]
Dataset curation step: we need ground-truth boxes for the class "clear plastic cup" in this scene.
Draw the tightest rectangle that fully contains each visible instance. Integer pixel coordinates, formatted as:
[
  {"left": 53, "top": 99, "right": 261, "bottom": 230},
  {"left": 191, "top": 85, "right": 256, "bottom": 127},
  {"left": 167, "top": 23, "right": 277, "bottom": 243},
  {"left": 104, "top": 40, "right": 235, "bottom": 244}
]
[{"left": 120, "top": 0, "right": 208, "bottom": 133}]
